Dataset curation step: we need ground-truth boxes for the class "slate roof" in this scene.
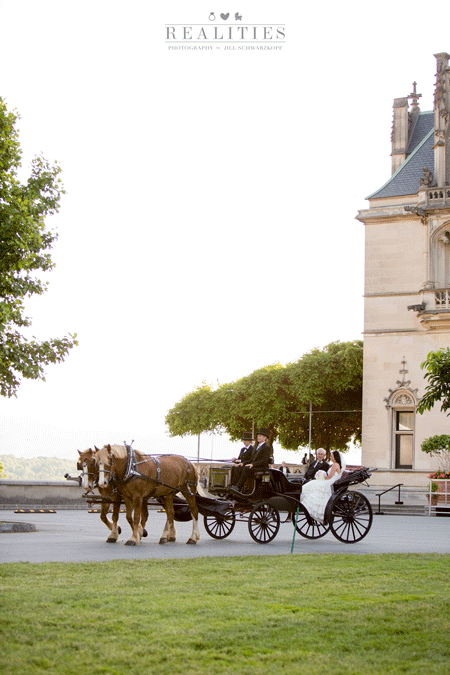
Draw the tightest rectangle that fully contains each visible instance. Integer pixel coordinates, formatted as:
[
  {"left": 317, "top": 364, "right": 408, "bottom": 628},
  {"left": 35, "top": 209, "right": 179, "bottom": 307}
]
[{"left": 367, "top": 111, "right": 434, "bottom": 199}]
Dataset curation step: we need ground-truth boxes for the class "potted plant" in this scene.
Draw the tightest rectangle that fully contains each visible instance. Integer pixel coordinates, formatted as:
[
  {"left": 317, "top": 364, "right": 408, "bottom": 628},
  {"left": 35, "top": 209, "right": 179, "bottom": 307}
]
[
  {"left": 421, "top": 436, "right": 450, "bottom": 505},
  {"left": 428, "top": 481, "right": 439, "bottom": 506}
]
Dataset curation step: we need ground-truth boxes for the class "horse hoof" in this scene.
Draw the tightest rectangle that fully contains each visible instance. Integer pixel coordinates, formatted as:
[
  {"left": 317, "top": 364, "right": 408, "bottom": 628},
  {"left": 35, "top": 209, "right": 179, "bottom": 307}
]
[
  {"left": 118, "top": 526, "right": 122, "bottom": 534},
  {"left": 125, "top": 540, "right": 137, "bottom": 546},
  {"left": 168, "top": 536, "right": 176, "bottom": 542},
  {"left": 106, "top": 537, "right": 118, "bottom": 543},
  {"left": 142, "top": 529, "right": 148, "bottom": 538},
  {"left": 186, "top": 539, "right": 197, "bottom": 545},
  {"left": 159, "top": 538, "right": 167, "bottom": 545}
]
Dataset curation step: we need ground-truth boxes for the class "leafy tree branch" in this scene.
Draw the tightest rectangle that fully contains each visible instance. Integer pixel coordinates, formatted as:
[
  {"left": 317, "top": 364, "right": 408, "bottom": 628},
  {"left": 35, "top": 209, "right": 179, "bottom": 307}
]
[
  {"left": 0, "top": 97, "right": 77, "bottom": 397},
  {"left": 165, "top": 340, "right": 363, "bottom": 452},
  {"left": 417, "top": 348, "right": 450, "bottom": 416}
]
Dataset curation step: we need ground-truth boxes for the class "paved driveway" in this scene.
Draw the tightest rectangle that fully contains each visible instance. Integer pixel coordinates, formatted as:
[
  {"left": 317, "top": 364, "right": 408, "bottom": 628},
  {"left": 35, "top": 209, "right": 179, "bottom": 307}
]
[{"left": 0, "top": 509, "right": 449, "bottom": 563}]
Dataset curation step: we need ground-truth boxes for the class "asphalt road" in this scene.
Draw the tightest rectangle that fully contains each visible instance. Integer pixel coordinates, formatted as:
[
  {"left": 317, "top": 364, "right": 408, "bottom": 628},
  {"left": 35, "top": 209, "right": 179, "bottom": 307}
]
[{"left": 0, "top": 509, "right": 449, "bottom": 563}]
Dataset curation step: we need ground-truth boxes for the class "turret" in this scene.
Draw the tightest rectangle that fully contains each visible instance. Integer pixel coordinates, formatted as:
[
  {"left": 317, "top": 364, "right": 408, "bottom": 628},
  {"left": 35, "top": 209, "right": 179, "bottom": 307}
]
[{"left": 433, "top": 52, "right": 450, "bottom": 187}]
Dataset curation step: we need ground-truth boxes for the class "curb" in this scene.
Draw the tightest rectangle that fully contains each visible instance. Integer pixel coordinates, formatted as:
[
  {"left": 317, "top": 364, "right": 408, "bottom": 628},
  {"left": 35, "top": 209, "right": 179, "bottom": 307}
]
[{"left": 0, "top": 521, "right": 37, "bottom": 533}]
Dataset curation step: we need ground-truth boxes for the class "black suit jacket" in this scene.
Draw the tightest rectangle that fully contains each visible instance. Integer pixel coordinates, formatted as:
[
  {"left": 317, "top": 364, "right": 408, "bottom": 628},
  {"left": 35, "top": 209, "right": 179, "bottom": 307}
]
[
  {"left": 304, "top": 459, "right": 330, "bottom": 480},
  {"left": 249, "top": 442, "right": 272, "bottom": 469},
  {"left": 237, "top": 445, "right": 254, "bottom": 464}
]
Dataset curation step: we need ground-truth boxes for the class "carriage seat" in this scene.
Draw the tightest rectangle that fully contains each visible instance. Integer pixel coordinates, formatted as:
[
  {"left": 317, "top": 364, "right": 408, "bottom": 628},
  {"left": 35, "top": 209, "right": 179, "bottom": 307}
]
[
  {"left": 237, "top": 467, "right": 273, "bottom": 496},
  {"left": 332, "top": 466, "right": 367, "bottom": 492},
  {"left": 269, "top": 468, "right": 305, "bottom": 493},
  {"left": 254, "top": 469, "right": 272, "bottom": 481}
]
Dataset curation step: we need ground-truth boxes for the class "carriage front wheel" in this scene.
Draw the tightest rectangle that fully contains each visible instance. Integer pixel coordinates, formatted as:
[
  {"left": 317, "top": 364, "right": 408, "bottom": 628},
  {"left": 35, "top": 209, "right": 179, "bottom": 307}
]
[
  {"left": 248, "top": 502, "right": 280, "bottom": 544},
  {"left": 330, "top": 491, "right": 373, "bottom": 543},
  {"left": 203, "top": 509, "right": 236, "bottom": 539}
]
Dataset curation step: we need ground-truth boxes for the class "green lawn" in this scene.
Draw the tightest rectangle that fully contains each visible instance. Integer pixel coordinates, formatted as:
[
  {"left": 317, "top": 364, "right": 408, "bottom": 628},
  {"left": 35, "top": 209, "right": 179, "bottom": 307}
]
[{"left": 1, "top": 554, "right": 449, "bottom": 675}]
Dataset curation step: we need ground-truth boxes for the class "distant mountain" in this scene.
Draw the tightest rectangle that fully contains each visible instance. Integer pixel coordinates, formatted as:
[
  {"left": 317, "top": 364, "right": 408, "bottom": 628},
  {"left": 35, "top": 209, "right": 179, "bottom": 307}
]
[{"left": 0, "top": 455, "right": 79, "bottom": 481}]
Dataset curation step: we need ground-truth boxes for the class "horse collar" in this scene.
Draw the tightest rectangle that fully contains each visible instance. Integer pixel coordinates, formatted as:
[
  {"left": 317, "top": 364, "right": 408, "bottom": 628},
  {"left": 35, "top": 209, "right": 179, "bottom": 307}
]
[{"left": 123, "top": 445, "right": 144, "bottom": 483}]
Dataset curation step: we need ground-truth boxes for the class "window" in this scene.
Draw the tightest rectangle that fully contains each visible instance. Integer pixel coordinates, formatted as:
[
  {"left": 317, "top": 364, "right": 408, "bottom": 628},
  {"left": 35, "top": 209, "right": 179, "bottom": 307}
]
[
  {"left": 394, "top": 411, "right": 414, "bottom": 469},
  {"left": 385, "top": 373, "right": 418, "bottom": 470},
  {"left": 431, "top": 223, "right": 450, "bottom": 289}
]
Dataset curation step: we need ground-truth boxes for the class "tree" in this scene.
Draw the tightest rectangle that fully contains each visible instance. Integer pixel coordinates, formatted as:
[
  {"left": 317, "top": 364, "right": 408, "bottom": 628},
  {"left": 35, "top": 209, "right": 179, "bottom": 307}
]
[
  {"left": 165, "top": 383, "right": 219, "bottom": 437},
  {"left": 0, "top": 97, "right": 77, "bottom": 397},
  {"left": 0, "top": 455, "right": 77, "bottom": 480},
  {"left": 165, "top": 340, "right": 363, "bottom": 452},
  {"left": 420, "top": 435, "right": 450, "bottom": 474},
  {"left": 417, "top": 348, "right": 450, "bottom": 416},
  {"left": 278, "top": 341, "right": 363, "bottom": 451}
]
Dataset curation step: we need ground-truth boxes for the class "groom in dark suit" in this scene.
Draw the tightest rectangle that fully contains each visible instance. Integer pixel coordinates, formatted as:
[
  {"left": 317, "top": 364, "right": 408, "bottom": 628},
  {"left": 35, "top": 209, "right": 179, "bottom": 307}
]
[
  {"left": 304, "top": 448, "right": 330, "bottom": 480},
  {"left": 230, "top": 428, "right": 272, "bottom": 495}
]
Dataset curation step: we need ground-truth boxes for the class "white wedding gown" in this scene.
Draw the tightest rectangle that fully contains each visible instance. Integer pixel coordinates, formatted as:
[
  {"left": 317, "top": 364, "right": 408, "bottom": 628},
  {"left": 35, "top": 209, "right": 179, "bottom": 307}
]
[{"left": 300, "top": 462, "right": 346, "bottom": 523}]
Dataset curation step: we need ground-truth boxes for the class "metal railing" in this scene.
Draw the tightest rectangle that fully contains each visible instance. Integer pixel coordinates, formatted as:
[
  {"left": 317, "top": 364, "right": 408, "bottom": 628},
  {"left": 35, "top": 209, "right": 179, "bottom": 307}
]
[
  {"left": 375, "top": 483, "right": 403, "bottom": 514},
  {"left": 428, "top": 479, "right": 450, "bottom": 516}
]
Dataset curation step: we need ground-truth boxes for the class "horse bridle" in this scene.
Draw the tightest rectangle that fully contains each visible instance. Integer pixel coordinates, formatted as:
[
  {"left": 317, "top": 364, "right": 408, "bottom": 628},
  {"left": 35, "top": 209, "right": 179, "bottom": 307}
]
[
  {"left": 78, "top": 454, "right": 104, "bottom": 493},
  {"left": 98, "top": 447, "right": 114, "bottom": 489}
]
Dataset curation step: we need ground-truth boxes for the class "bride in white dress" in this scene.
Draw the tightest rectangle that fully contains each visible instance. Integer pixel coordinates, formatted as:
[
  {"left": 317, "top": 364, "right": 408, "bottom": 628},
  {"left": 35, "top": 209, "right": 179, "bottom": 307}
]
[{"left": 300, "top": 450, "right": 346, "bottom": 523}]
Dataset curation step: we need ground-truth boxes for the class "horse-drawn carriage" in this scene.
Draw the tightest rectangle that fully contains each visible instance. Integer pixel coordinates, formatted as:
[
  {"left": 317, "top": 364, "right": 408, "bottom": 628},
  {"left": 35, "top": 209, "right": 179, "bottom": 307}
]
[
  {"left": 200, "top": 465, "right": 374, "bottom": 544},
  {"left": 72, "top": 443, "right": 374, "bottom": 547}
]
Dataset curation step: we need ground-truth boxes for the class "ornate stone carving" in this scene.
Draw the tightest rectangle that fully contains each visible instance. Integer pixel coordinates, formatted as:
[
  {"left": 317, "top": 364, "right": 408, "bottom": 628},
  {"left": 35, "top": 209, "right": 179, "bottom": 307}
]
[
  {"left": 393, "top": 98, "right": 408, "bottom": 108},
  {"left": 392, "top": 393, "right": 414, "bottom": 406},
  {"left": 384, "top": 358, "right": 418, "bottom": 409},
  {"left": 420, "top": 167, "right": 434, "bottom": 187},
  {"left": 434, "top": 54, "right": 448, "bottom": 109},
  {"left": 438, "top": 230, "right": 450, "bottom": 244},
  {"left": 404, "top": 204, "right": 428, "bottom": 225}
]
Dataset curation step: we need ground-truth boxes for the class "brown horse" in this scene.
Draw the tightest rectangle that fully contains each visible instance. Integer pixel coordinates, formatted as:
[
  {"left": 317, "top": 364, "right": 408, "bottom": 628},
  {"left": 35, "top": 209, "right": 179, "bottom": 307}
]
[
  {"left": 77, "top": 448, "right": 147, "bottom": 544},
  {"left": 95, "top": 444, "right": 200, "bottom": 546}
]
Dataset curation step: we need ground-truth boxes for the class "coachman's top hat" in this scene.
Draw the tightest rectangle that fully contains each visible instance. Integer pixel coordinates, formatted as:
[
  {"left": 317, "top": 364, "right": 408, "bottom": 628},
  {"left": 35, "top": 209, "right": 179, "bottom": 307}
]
[
  {"left": 241, "top": 432, "right": 253, "bottom": 441},
  {"left": 257, "top": 428, "right": 270, "bottom": 438}
]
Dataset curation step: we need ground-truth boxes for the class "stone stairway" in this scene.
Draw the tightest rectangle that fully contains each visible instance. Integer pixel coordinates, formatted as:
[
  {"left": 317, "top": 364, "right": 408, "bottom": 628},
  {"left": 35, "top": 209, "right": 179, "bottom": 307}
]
[
  {"left": 356, "top": 485, "right": 435, "bottom": 517},
  {"left": 372, "top": 503, "right": 428, "bottom": 516}
]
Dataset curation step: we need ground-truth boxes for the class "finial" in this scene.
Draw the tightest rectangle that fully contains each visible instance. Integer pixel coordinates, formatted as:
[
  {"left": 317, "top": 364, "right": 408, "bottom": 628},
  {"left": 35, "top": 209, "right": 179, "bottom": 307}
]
[
  {"left": 399, "top": 356, "right": 408, "bottom": 375},
  {"left": 408, "top": 81, "right": 422, "bottom": 107}
]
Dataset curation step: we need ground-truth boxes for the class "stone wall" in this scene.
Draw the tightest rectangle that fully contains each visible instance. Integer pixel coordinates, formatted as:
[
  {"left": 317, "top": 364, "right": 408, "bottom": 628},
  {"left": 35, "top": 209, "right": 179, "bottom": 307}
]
[{"left": 0, "top": 480, "right": 86, "bottom": 507}]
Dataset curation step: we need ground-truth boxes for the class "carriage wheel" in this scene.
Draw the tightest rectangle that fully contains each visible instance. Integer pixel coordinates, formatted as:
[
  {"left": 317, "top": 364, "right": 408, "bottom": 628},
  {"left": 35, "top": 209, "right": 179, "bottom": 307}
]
[
  {"left": 329, "top": 491, "right": 373, "bottom": 544},
  {"left": 292, "top": 510, "right": 329, "bottom": 539},
  {"left": 248, "top": 503, "right": 280, "bottom": 544},
  {"left": 203, "top": 510, "right": 236, "bottom": 539}
]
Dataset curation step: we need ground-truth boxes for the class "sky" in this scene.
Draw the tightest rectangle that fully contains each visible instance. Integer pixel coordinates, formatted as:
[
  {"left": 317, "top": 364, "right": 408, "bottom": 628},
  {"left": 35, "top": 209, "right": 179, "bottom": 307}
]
[{"left": 0, "top": 0, "right": 448, "bottom": 468}]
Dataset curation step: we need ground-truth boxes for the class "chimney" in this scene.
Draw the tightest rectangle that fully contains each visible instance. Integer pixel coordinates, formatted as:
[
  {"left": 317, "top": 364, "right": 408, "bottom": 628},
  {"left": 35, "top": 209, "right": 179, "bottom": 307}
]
[
  {"left": 433, "top": 52, "right": 450, "bottom": 187},
  {"left": 391, "top": 97, "right": 409, "bottom": 174}
]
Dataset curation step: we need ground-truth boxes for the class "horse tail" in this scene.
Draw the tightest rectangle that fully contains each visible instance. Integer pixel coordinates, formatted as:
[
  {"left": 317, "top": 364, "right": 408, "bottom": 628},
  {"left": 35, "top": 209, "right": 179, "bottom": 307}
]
[{"left": 188, "top": 460, "right": 199, "bottom": 494}]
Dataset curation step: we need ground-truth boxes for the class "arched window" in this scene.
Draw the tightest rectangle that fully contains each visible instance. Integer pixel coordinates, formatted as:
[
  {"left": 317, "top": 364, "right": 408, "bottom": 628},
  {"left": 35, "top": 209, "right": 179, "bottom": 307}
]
[
  {"left": 391, "top": 392, "right": 416, "bottom": 469},
  {"left": 384, "top": 360, "right": 418, "bottom": 470},
  {"left": 431, "top": 221, "right": 450, "bottom": 291}
]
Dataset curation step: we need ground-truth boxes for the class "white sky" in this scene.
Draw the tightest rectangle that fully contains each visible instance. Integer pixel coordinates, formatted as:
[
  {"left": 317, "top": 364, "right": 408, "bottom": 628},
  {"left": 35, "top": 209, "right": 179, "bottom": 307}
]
[{"left": 0, "top": 0, "right": 447, "bottom": 467}]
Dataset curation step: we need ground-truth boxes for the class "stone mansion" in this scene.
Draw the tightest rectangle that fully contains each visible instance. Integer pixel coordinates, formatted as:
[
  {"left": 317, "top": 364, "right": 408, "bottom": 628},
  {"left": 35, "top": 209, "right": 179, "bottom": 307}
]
[{"left": 357, "top": 53, "right": 450, "bottom": 485}]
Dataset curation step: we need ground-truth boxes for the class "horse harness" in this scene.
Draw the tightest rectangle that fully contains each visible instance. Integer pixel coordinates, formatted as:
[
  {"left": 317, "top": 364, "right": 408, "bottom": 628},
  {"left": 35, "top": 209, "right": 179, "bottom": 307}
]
[{"left": 108, "top": 444, "right": 196, "bottom": 497}]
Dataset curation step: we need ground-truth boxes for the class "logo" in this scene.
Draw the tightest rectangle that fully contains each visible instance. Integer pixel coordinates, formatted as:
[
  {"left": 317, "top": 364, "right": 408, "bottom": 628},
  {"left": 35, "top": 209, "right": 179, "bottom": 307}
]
[{"left": 165, "top": 11, "right": 285, "bottom": 50}]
